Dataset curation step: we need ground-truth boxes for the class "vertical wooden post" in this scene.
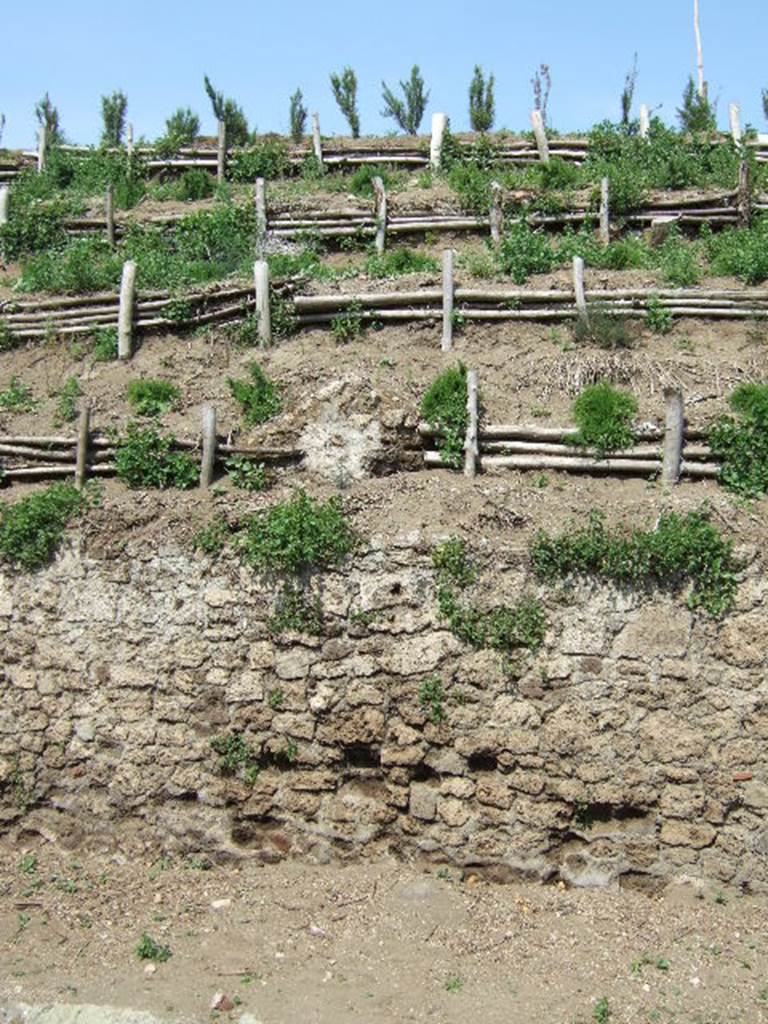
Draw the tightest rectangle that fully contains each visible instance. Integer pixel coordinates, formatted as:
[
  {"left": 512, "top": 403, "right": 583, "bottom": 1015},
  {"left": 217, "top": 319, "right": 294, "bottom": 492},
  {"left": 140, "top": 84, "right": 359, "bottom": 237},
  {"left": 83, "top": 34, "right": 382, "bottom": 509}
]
[
  {"left": 464, "top": 370, "right": 479, "bottom": 479},
  {"left": 311, "top": 113, "right": 324, "bottom": 168},
  {"left": 105, "top": 184, "right": 115, "bottom": 246},
  {"left": 75, "top": 403, "right": 90, "bottom": 490},
  {"left": 441, "top": 249, "right": 454, "bottom": 353},
  {"left": 430, "top": 113, "right": 447, "bottom": 170},
  {"left": 530, "top": 110, "right": 549, "bottom": 164},
  {"left": 572, "top": 256, "right": 587, "bottom": 318},
  {"left": 729, "top": 103, "right": 742, "bottom": 145},
  {"left": 217, "top": 120, "right": 227, "bottom": 184},
  {"left": 372, "top": 175, "right": 387, "bottom": 255},
  {"left": 255, "top": 177, "right": 267, "bottom": 256},
  {"left": 489, "top": 181, "right": 503, "bottom": 246},
  {"left": 599, "top": 177, "right": 610, "bottom": 245},
  {"left": 737, "top": 159, "right": 751, "bottom": 227},
  {"left": 37, "top": 125, "right": 48, "bottom": 173},
  {"left": 126, "top": 122, "right": 134, "bottom": 160},
  {"left": 639, "top": 104, "right": 650, "bottom": 139},
  {"left": 200, "top": 405, "right": 217, "bottom": 489},
  {"left": 254, "top": 260, "right": 271, "bottom": 347},
  {"left": 662, "top": 388, "right": 684, "bottom": 486},
  {"left": 0, "top": 185, "right": 8, "bottom": 227},
  {"left": 118, "top": 260, "right": 137, "bottom": 360},
  {"left": 694, "top": 0, "right": 706, "bottom": 100}
]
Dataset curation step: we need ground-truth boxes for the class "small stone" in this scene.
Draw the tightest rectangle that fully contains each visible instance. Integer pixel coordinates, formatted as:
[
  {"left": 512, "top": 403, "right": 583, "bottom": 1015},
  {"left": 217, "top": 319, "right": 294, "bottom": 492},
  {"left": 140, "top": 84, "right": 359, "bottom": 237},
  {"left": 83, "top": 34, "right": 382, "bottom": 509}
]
[
  {"left": 309, "top": 923, "right": 326, "bottom": 937},
  {"left": 211, "top": 992, "right": 235, "bottom": 1012},
  {"left": 211, "top": 898, "right": 232, "bottom": 910},
  {"left": 144, "top": 963, "right": 156, "bottom": 976}
]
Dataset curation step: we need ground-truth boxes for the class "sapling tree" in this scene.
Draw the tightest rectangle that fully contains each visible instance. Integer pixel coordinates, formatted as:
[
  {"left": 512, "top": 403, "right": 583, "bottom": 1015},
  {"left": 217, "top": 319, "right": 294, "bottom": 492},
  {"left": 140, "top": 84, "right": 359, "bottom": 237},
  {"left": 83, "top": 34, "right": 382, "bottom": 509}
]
[
  {"left": 164, "top": 107, "right": 200, "bottom": 146},
  {"left": 531, "top": 64, "right": 551, "bottom": 127},
  {"left": 0, "top": 114, "right": 5, "bottom": 147},
  {"left": 469, "top": 66, "right": 495, "bottom": 132},
  {"left": 678, "top": 76, "right": 716, "bottom": 133},
  {"left": 100, "top": 90, "right": 127, "bottom": 147},
  {"left": 203, "top": 75, "right": 249, "bottom": 145},
  {"left": 381, "top": 66, "right": 429, "bottom": 135},
  {"left": 35, "top": 93, "right": 62, "bottom": 142},
  {"left": 289, "top": 89, "right": 307, "bottom": 142},
  {"left": 762, "top": 88, "right": 768, "bottom": 123},
  {"left": 620, "top": 54, "right": 638, "bottom": 129},
  {"left": 330, "top": 67, "right": 360, "bottom": 137}
]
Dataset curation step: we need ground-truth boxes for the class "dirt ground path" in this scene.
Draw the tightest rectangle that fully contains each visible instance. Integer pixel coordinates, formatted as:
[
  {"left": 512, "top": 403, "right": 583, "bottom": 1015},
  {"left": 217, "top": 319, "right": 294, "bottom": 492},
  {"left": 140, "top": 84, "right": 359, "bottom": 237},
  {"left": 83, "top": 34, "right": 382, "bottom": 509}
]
[{"left": 1, "top": 847, "right": 766, "bottom": 1024}]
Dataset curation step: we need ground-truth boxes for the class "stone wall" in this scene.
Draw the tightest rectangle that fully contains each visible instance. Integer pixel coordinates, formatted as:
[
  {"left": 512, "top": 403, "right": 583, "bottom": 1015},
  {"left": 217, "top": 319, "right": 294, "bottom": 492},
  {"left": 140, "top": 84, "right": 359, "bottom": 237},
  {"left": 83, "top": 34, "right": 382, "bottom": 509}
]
[{"left": 1, "top": 533, "right": 767, "bottom": 891}]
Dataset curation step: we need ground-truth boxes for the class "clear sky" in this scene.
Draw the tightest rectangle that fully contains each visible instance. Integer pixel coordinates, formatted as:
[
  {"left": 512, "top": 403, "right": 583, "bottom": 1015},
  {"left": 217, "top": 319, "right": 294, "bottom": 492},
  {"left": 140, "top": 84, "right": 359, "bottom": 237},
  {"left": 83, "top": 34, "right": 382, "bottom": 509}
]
[{"left": 2, "top": 0, "right": 767, "bottom": 148}]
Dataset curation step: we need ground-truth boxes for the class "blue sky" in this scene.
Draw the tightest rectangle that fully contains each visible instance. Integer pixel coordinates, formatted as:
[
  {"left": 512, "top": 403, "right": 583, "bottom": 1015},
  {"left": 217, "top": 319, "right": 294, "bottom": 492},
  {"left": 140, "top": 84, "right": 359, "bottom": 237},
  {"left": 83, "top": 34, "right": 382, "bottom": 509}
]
[{"left": 2, "top": 0, "right": 767, "bottom": 148}]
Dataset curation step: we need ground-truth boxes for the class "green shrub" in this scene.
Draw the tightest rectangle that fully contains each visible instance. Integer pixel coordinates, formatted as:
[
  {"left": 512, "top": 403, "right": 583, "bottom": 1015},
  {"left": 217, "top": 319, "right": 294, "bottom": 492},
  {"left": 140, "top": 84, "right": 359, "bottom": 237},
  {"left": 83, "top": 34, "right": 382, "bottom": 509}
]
[
  {"left": 91, "top": 327, "right": 118, "bottom": 362},
  {"left": 135, "top": 934, "right": 172, "bottom": 963},
  {"left": 268, "top": 580, "right": 324, "bottom": 635},
  {"left": 658, "top": 231, "right": 701, "bottom": 286},
  {"left": 497, "top": 222, "right": 557, "bottom": 283},
  {"left": 709, "top": 383, "right": 768, "bottom": 497},
  {"left": 419, "top": 677, "right": 445, "bottom": 724},
  {"left": 0, "top": 483, "right": 84, "bottom": 570},
  {"left": 530, "top": 508, "right": 739, "bottom": 617},
  {"left": 114, "top": 422, "right": 197, "bottom": 489},
  {"left": 228, "top": 362, "right": 281, "bottom": 426},
  {"left": 420, "top": 363, "right": 468, "bottom": 469},
  {"left": 705, "top": 218, "right": 768, "bottom": 285},
  {"left": 174, "top": 168, "right": 214, "bottom": 201},
  {"left": 646, "top": 295, "right": 673, "bottom": 335},
  {"left": 571, "top": 305, "right": 638, "bottom": 350},
  {"left": 54, "top": 376, "right": 80, "bottom": 424},
  {"left": 210, "top": 731, "right": 259, "bottom": 784},
  {"left": 0, "top": 201, "right": 66, "bottom": 260},
  {"left": 0, "top": 321, "right": 15, "bottom": 353},
  {"left": 192, "top": 518, "right": 230, "bottom": 555},
  {"left": 346, "top": 164, "right": 404, "bottom": 198},
  {"left": 226, "top": 456, "right": 267, "bottom": 491},
  {"left": 126, "top": 379, "right": 181, "bottom": 417},
  {"left": 365, "top": 248, "right": 439, "bottom": 278},
  {"left": 229, "top": 139, "right": 290, "bottom": 182},
  {"left": 432, "top": 536, "right": 477, "bottom": 589},
  {"left": 0, "top": 377, "right": 36, "bottom": 412},
  {"left": 331, "top": 301, "right": 366, "bottom": 343},
  {"left": 239, "top": 490, "right": 356, "bottom": 575},
  {"left": 572, "top": 383, "right": 637, "bottom": 455}
]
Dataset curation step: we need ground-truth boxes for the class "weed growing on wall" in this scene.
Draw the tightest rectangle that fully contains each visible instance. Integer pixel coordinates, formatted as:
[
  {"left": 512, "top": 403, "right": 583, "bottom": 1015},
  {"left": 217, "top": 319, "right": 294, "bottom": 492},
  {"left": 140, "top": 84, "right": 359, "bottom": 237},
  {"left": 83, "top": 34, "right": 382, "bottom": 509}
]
[
  {"left": 530, "top": 508, "right": 739, "bottom": 617},
  {"left": 709, "top": 383, "right": 768, "bottom": 497},
  {"left": 420, "top": 363, "right": 468, "bottom": 469},
  {"left": 0, "top": 483, "right": 85, "bottom": 570},
  {"left": 210, "top": 731, "right": 260, "bottom": 785},
  {"left": 572, "top": 383, "right": 637, "bottom": 456},
  {"left": 192, "top": 518, "right": 231, "bottom": 556},
  {"left": 419, "top": 677, "right": 446, "bottom": 724}
]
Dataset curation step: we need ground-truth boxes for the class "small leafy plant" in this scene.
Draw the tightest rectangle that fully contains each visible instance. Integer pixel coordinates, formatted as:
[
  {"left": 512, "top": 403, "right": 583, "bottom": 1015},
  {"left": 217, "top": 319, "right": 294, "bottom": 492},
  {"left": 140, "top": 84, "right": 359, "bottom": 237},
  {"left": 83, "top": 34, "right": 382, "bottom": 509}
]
[
  {"left": 54, "top": 376, "right": 81, "bottom": 424},
  {"left": 572, "top": 305, "right": 637, "bottom": 350},
  {"left": 226, "top": 456, "right": 267, "bottom": 492},
  {"left": 192, "top": 518, "right": 230, "bottom": 556},
  {"left": 114, "top": 422, "right": 197, "bottom": 490},
  {"left": 135, "top": 934, "right": 172, "bottom": 963},
  {"left": 0, "top": 483, "right": 85, "bottom": 570},
  {"left": 211, "top": 731, "right": 260, "bottom": 785},
  {"left": 419, "top": 677, "right": 446, "bottom": 725},
  {"left": 228, "top": 362, "right": 282, "bottom": 426},
  {"left": 126, "top": 379, "right": 180, "bottom": 417},
  {"left": 331, "top": 301, "right": 366, "bottom": 344},
  {"left": 709, "top": 382, "right": 768, "bottom": 497},
  {"left": 646, "top": 295, "right": 673, "bottom": 335},
  {"left": 420, "top": 363, "right": 468, "bottom": 469},
  {"left": 0, "top": 377, "right": 36, "bottom": 412},
  {"left": 572, "top": 382, "right": 637, "bottom": 456}
]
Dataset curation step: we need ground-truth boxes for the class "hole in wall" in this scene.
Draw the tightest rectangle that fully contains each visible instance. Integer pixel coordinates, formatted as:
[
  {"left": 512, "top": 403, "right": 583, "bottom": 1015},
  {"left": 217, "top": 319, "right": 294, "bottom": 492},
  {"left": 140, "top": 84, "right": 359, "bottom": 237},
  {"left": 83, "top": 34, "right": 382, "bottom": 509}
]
[
  {"left": 468, "top": 752, "right": 498, "bottom": 772},
  {"left": 344, "top": 744, "right": 381, "bottom": 769}
]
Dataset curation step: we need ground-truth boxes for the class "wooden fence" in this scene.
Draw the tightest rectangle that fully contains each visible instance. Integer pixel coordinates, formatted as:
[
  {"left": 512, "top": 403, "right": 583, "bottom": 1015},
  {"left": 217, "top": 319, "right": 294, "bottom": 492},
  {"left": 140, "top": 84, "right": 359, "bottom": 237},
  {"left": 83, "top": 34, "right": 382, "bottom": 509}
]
[
  {"left": 421, "top": 383, "right": 717, "bottom": 484},
  {"left": 3, "top": 258, "right": 768, "bottom": 354},
  {"left": 0, "top": 409, "right": 300, "bottom": 487}
]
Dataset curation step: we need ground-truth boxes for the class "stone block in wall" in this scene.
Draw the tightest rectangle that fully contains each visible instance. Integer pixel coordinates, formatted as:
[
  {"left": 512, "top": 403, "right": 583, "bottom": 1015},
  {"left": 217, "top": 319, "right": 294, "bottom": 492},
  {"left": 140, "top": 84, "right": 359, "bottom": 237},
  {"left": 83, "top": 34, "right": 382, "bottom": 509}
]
[
  {"left": 716, "top": 612, "right": 768, "bottom": 669},
  {"left": 743, "top": 781, "right": 768, "bottom": 810},
  {"left": 376, "top": 632, "right": 460, "bottom": 676},
  {"left": 612, "top": 603, "right": 691, "bottom": 659},
  {"left": 660, "top": 820, "right": 716, "bottom": 849},
  {"left": 437, "top": 797, "right": 471, "bottom": 828},
  {"left": 275, "top": 647, "right": 315, "bottom": 680},
  {"left": 410, "top": 783, "right": 438, "bottom": 821},
  {"left": 225, "top": 672, "right": 266, "bottom": 703}
]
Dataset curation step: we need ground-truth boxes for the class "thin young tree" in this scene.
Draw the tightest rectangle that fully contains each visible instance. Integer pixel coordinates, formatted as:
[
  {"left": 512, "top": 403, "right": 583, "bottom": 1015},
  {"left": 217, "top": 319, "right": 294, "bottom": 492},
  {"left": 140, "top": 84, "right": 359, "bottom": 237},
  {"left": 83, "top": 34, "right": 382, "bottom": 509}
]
[
  {"left": 289, "top": 89, "right": 308, "bottom": 142},
  {"left": 381, "top": 66, "right": 429, "bottom": 135},
  {"left": 678, "top": 76, "right": 716, "bottom": 133},
  {"left": 164, "top": 107, "right": 200, "bottom": 146},
  {"left": 531, "top": 65, "right": 551, "bottom": 128},
  {"left": 0, "top": 114, "right": 5, "bottom": 148},
  {"left": 620, "top": 54, "right": 638, "bottom": 129},
  {"left": 330, "top": 67, "right": 360, "bottom": 137},
  {"left": 762, "top": 88, "right": 768, "bottom": 123},
  {"left": 101, "top": 91, "right": 127, "bottom": 147},
  {"left": 469, "top": 66, "right": 495, "bottom": 133},
  {"left": 35, "top": 93, "right": 62, "bottom": 143},
  {"left": 203, "top": 75, "right": 249, "bottom": 145}
]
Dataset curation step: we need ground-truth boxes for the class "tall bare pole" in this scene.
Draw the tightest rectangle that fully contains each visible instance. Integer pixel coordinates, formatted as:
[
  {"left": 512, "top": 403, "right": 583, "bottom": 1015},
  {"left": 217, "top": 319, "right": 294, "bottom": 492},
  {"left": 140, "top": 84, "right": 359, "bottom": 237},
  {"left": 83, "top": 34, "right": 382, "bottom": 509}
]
[{"left": 693, "top": 0, "right": 706, "bottom": 99}]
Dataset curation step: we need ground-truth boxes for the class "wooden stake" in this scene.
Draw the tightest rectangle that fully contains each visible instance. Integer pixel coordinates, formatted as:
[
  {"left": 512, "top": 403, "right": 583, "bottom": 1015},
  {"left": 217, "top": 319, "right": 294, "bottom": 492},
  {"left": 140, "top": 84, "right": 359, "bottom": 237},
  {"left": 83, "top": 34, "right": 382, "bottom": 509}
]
[
  {"left": 105, "top": 184, "right": 115, "bottom": 246},
  {"left": 37, "top": 125, "right": 48, "bottom": 173},
  {"left": 217, "top": 120, "right": 227, "bottom": 184},
  {"left": 441, "top": 249, "right": 454, "bottom": 352},
  {"left": 530, "top": 110, "right": 550, "bottom": 164},
  {"left": 572, "top": 256, "right": 587, "bottom": 318},
  {"left": 639, "top": 104, "right": 650, "bottom": 139},
  {"left": 254, "top": 260, "right": 271, "bottom": 347},
  {"left": 0, "top": 185, "right": 8, "bottom": 227},
  {"left": 662, "top": 388, "right": 684, "bottom": 486},
  {"left": 464, "top": 370, "right": 479, "bottom": 478},
  {"left": 729, "top": 103, "right": 742, "bottom": 145},
  {"left": 75, "top": 403, "right": 90, "bottom": 490},
  {"left": 312, "top": 113, "right": 324, "bottom": 168},
  {"left": 694, "top": 0, "right": 705, "bottom": 99},
  {"left": 255, "top": 177, "right": 267, "bottom": 256},
  {"left": 489, "top": 181, "right": 503, "bottom": 246},
  {"left": 430, "top": 113, "right": 447, "bottom": 170},
  {"left": 372, "top": 176, "right": 387, "bottom": 254},
  {"left": 737, "top": 160, "right": 751, "bottom": 227},
  {"left": 118, "top": 260, "right": 137, "bottom": 360},
  {"left": 200, "top": 405, "right": 217, "bottom": 489},
  {"left": 599, "top": 177, "right": 610, "bottom": 245}
]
